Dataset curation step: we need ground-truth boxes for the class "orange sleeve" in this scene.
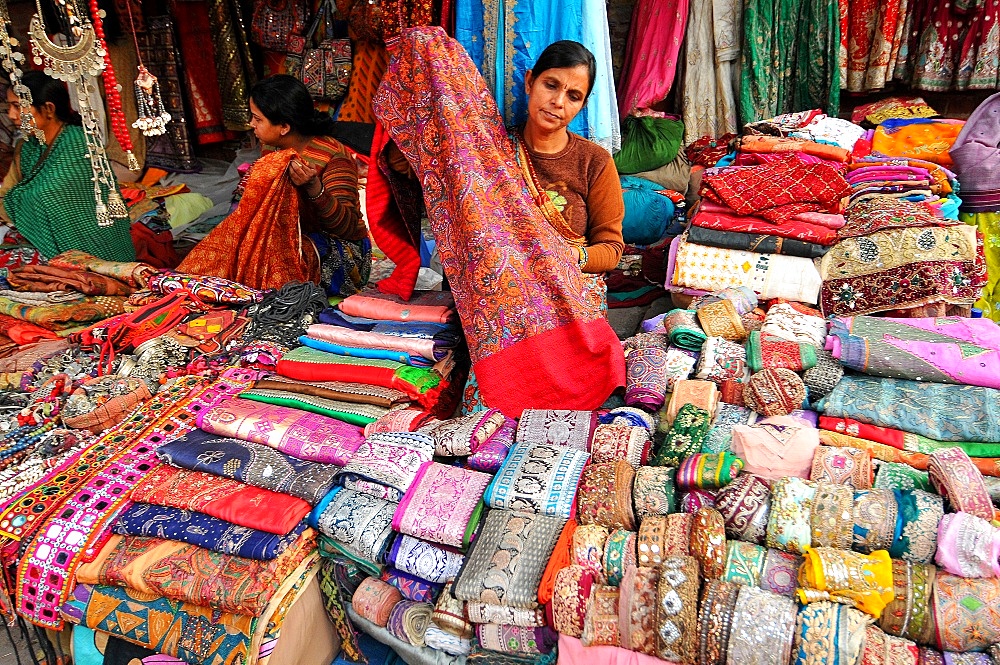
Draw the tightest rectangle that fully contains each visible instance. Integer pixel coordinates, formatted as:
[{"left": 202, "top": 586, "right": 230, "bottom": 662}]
[
  {"left": 582, "top": 157, "right": 625, "bottom": 273},
  {"left": 305, "top": 142, "right": 366, "bottom": 241}
]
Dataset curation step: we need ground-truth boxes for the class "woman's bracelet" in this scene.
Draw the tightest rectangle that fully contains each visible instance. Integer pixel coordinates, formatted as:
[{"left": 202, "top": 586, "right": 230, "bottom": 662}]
[
  {"left": 307, "top": 182, "right": 326, "bottom": 201},
  {"left": 577, "top": 246, "right": 589, "bottom": 269}
]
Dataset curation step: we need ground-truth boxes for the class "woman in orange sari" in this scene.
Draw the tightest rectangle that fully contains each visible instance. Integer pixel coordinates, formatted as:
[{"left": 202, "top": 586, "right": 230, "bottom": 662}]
[{"left": 179, "top": 76, "right": 370, "bottom": 293}]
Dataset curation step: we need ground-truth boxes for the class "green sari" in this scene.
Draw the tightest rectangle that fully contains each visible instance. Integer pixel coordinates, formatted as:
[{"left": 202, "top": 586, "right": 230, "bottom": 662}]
[{"left": 5, "top": 124, "right": 135, "bottom": 262}]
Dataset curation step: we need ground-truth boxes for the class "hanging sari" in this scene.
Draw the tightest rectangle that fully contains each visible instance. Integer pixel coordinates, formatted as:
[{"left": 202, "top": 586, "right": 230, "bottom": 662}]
[
  {"left": 177, "top": 150, "right": 320, "bottom": 290},
  {"left": 372, "top": 27, "right": 624, "bottom": 418}
]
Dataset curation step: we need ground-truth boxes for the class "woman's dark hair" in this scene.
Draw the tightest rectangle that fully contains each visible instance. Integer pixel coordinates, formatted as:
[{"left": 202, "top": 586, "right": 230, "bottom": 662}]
[
  {"left": 21, "top": 70, "right": 80, "bottom": 125},
  {"left": 531, "top": 41, "right": 597, "bottom": 100},
  {"left": 249, "top": 74, "right": 335, "bottom": 137}
]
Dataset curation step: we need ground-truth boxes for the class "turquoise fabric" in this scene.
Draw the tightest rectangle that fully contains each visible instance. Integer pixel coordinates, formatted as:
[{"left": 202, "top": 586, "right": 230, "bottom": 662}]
[{"left": 620, "top": 176, "right": 674, "bottom": 245}]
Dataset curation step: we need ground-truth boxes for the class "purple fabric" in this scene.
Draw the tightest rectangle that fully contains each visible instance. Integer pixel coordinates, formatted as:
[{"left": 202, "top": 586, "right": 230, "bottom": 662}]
[{"left": 949, "top": 91, "right": 1000, "bottom": 193}]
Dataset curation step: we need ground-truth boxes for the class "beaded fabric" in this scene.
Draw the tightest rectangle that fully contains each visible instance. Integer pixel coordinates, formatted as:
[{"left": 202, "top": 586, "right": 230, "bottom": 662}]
[
  {"left": 655, "top": 555, "right": 699, "bottom": 664},
  {"left": 726, "top": 585, "right": 797, "bottom": 665}
]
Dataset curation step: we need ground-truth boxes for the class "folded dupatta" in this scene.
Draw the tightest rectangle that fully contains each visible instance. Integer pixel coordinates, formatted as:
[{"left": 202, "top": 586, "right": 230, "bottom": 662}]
[
  {"left": 0, "top": 294, "right": 127, "bottom": 331},
  {"left": 299, "top": 334, "right": 434, "bottom": 367},
  {"left": 113, "top": 503, "right": 306, "bottom": 560},
  {"left": 686, "top": 225, "right": 830, "bottom": 259},
  {"left": 388, "top": 535, "right": 465, "bottom": 584},
  {"left": 827, "top": 316, "right": 1000, "bottom": 389},
  {"left": 128, "top": 465, "right": 312, "bottom": 535},
  {"left": 306, "top": 323, "right": 444, "bottom": 362},
  {"left": 372, "top": 27, "right": 623, "bottom": 417},
  {"left": 80, "top": 533, "right": 315, "bottom": 616},
  {"left": 315, "top": 488, "right": 397, "bottom": 566},
  {"left": 275, "top": 346, "right": 443, "bottom": 408},
  {"left": 338, "top": 431, "right": 435, "bottom": 501},
  {"left": 797, "top": 547, "right": 895, "bottom": 618},
  {"left": 252, "top": 374, "right": 410, "bottom": 407},
  {"left": 338, "top": 292, "right": 456, "bottom": 323},
  {"left": 515, "top": 409, "right": 597, "bottom": 450},
  {"left": 156, "top": 429, "right": 339, "bottom": 505},
  {"left": 177, "top": 150, "right": 320, "bottom": 290},
  {"left": 392, "top": 462, "right": 490, "bottom": 548},
  {"left": 236, "top": 389, "right": 388, "bottom": 426},
  {"left": 485, "top": 443, "right": 590, "bottom": 518},
  {"left": 746, "top": 331, "right": 818, "bottom": 373},
  {"left": 197, "top": 399, "right": 365, "bottom": 466}
]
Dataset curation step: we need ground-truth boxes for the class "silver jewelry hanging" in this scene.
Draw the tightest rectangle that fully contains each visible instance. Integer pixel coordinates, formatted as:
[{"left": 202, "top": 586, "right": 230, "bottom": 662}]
[
  {"left": 28, "top": 0, "right": 126, "bottom": 228},
  {"left": 0, "top": 0, "right": 44, "bottom": 143}
]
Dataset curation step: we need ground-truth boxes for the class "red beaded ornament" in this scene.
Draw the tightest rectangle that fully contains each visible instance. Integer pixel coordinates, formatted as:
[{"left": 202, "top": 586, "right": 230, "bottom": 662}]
[{"left": 86, "top": 0, "right": 139, "bottom": 170}]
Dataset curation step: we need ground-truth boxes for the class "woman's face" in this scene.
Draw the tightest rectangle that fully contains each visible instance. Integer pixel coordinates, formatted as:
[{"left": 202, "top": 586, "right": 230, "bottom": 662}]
[
  {"left": 524, "top": 64, "right": 590, "bottom": 135},
  {"left": 6, "top": 88, "right": 21, "bottom": 126},
  {"left": 249, "top": 99, "right": 287, "bottom": 146}
]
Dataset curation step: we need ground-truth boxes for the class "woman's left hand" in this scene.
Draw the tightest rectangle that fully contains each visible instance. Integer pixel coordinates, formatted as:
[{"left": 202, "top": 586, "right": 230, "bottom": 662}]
[{"left": 289, "top": 158, "right": 322, "bottom": 197}]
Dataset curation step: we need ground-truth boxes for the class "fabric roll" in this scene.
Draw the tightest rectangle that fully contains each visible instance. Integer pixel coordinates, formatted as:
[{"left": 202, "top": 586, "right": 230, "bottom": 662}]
[
  {"left": 715, "top": 474, "right": 772, "bottom": 545},
  {"left": 889, "top": 490, "right": 944, "bottom": 564},
  {"left": 686, "top": 223, "right": 832, "bottom": 260},
  {"left": 485, "top": 443, "right": 589, "bottom": 519},
  {"left": 387, "top": 600, "right": 434, "bottom": 647},
  {"left": 468, "top": 417, "right": 516, "bottom": 473},
  {"left": 339, "top": 432, "right": 435, "bottom": 501},
  {"left": 236, "top": 389, "right": 388, "bottom": 426},
  {"left": 572, "top": 525, "right": 609, "bottom": 581},
  {"left": 761, "top": 303, "right": 828, "bottom": 347},
  {"left": 675, "top": 451, "right": 744, "bottom": 490},
  {"left": 316, "top": 488, "right": 396, "bottom": 566},
  {"left": 380, "top": 569, "right": 443, "bottom": 604},
  {"left": 794, "top": 601, "right": 870, "bottom": 665},
  {"left": 932, "top": 574, "right": 1000, "bottom": 652},
  {"left": 695, "top": 336, "right": 750, "bottom": 386},
  {"left": 475, "top": 624, "right": 558, "bottom": 655},
  {"left": 726, "top": 585, "right": 797, "bottom": 665},
  {"left": 581, "top": 584, "right": 620, "bottom": 647},
  {"left": 696, "top": 299, "right": 747, "bottom": 341},
  {"left": 424, "top": 624, "right": 472, "bottom": 656},
  {"left": 605, "top": 406, "right": 657, "bottom": 433},
  {"left": 811, "top": 447, "right": 874, "bottom": 488},
  {"left": 364, "top": 408, "right": 437, "bottom": 435},
  {"left": 423, "top": 409, "right": 506, "bottom": 457},
  {"left": 874, "top": 463, "right": 932, "bottom": 492},
  {"left": 852, "top": 489, "right": 900, "bottom": 554},
  {"left": 197, "top": 399, "right": 365, "bottom": 465},
  {"left": 743, "top": 368, "right": 807, "bottom": 417},
  {"left": 538, "top": 519, "right": 576, "bottom": 607},
  {"left": 810, "top": 483, "right": 856, "bottom": 550},
  {"left": 463, "top": 602, "right": 546, "bottom": 627},
  {"left": 861, "top": 625, "right": 920, "bottom": 665},
  {"left": 690, "top": 507, "right": 727, "bottom": 580},
  {"left": 732, "top": 417, "right": 820, "bottom": 481},
  {"left": 879, "top": 559, "right": 936, "bottom": 646},
  {"left": 590, "top": 424, "right": 650, "bottom": 468},
  {"left": 759, "top": 548, "right": 802, "bottom": 597},
  {"left": 702, "top": 404, "right": 754, "bottom": 453},
  {"left": 432, "top": 581, "right": 474, "bottom": 638},
  {"left": 680, "top": 489, "right": 717, "bottom": 513},
  {"left": 551, "top": 565, "right": 595, "bottom": 638},
  {"left": 577, "top": 461, "right": 637, "bottom": 530},
  {"left": 619, "top": 566, "right": 660, "bottom": 655},
  {"left": 766, "top": 477, "right": 816, "bottom": 554},
  {"left": 251, "top": 374, "right": 410, "bottom": 408},
  {"left": 392, "top": 462, "right": 490, "bottom": 549},
  {"left": 697, "top": 580, "right": 741, "bottom": 665},
  {"left": 637, "top": 516, "right": 670, "bottom": 568},
  {"left": 387, "top": 536, "right": 465, "bottom": 584},
  {"left": 661, "top": 309, "right": 708, "bottom": 351},
  {"left": 798, "top": 547, "right": 895, "bottom": 618},
  {"left": 452, "top": 510, "right": 565, "bottom": 609},
  {"left": 633, "top": 466, "right": 676, "bottom": 520},
  {"left": 803, "top": 349, "right": 844, "bottom": 402},
  {"left": 746, "top": 331, "right": 819, "bottom": 373},
  {"left": 515, "top": 409, "right": 596, "bottom": 450},
  {"left": 652, "top": 403, "right": 712, "bottom": 466},
  {"left": 654, "top": 556, "right": 699, "bottom": 663},
  {"left": 663, "top": 514, "right": 694, "bottom": 556},
  {"left": 662, "top": 347, "right": 699, "bottom": 392},
  {"left": 665, "top": 380, "right": 720, "bottom": 424},
  {"left": 722, "top": 541, "right": 767, "bottom": 587},
  {"left": 626, "top": 345, "right": 670, "bottom": 411},
  {"left": 352, "top": 577, "right": 404, "bottom": 627},
  {"left": 928, "top": 447, "right": 995, "bottom": 521},
  {"left": 602, "top": 529, "right": 638, "bottom": 587},
  {"left": 935, "top": 512, "right": 1000, "bottom": 578}
]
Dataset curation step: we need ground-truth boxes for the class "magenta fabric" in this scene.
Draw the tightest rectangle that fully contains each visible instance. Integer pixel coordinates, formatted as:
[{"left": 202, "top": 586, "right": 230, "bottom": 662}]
[{"left": 617, "top": 0, "right": 689, "bottom": 116}]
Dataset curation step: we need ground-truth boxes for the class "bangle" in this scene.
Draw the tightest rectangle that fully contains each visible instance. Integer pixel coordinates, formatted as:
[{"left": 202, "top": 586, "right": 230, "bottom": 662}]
[
  {"left": 577, "top": 245, "right": 588, "bottom": 268},
  {"left": 307, "top": 182, "right": 326, "bottom": 200}
]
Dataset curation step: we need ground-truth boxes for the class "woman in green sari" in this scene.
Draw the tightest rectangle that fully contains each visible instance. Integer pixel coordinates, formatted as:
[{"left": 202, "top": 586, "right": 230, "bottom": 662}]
[{"left": 0, "top": 71, "right": 135, "bottom": 262}]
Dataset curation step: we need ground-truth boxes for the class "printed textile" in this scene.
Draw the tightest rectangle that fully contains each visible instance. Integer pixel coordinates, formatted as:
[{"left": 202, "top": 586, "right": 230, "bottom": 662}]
[
  {"left": 198, "top": 399, "right": 365, "bottom": 466},
  {"left": 514, "top": 410, "right": 597, "bottom": 450},
  {"left": 387, "top": 535, "right": 465, "bottom": 584},
  {"left": 372, "top": 27, "right": 624, "bottom": 418},
  {"left": 236, "top": 389, "right": 389, "bottom": 426},
  {"left": 393, "top": 462, "right": 490, "bottom": 548},
  {"left": 252, "top": 374, "right": 410, "bottom": 408},
  {"left": 128, "top": 464, "right": 312, "bottom": 535},
  {"left": 315, "top": 488, "right": 397, "bottom": 566},
  {"left": 819, "top": 375, "right": 1000, "bottom": 443},
  {"left": 338, "top": 431, "right": 435, "bottom": 501},
  {"left": 827, "top": 316, "right": 1000, "bottom": 389},
  {"left": 746, "top": 331, "right": 818, "bottom": 373},
  {"left": 485, "top": 443, "right": 590, "bottom": 519},
  {"left": 156, "top": 429, "right": 339, "bottom": 504},
  {"left": 452, "top": 510, "right": 566, "bottom": 609},
  {"left": 424, "top": 408, "right": 507, "bottom": 456},
  {"left": 114, "top": 503, "right": 307, "bottom": 560},
  {"left": 932, "top": 574, "right": 1000, "bottom": 652}
]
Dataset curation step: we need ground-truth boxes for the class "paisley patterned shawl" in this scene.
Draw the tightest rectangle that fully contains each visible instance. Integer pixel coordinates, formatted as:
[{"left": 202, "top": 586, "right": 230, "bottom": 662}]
[{"left": 372, "top": 26, "right": 624, "bottom": 417}]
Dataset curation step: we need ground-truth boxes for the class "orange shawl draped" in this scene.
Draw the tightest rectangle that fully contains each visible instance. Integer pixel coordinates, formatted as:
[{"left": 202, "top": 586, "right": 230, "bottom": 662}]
[{"left": 178, "top": 150, "right": 320, "bottom": 290}]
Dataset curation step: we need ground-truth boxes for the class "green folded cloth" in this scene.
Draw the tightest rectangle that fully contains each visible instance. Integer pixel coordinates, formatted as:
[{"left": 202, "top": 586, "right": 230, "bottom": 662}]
[
  {"left": 652, "top": 403, "right": 711, "bottom": 466},
  {"left": 745, "top": 331, "right": 818, "bottom": 373},
  {"left": 662, "top": 308, "right": 708, "bottom": 351},
  {"left": 237, "top": 389, "right": 387, "bottom": 426}
]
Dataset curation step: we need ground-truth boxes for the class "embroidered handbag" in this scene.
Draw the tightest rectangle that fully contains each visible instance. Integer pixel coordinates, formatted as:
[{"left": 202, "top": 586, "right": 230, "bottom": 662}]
[
  {"left": 284, "top": 0, "right": 352, "bottom": 100},
  {"left": 251, "top": 0, "right": 310, "bottom": 52}
]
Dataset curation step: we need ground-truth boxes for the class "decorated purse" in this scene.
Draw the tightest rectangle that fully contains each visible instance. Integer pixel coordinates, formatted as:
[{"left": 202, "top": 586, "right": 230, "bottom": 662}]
[
  {"left": 284, "top": 0, "right": 352, "bottom": 101},
  {"left": 251, "top": 0, "right": 310, "bottom": 51}
]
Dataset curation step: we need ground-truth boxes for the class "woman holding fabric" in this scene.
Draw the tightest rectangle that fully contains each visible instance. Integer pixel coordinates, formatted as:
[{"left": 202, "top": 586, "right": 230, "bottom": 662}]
[
  {"left": 179, "top": 75, "right": 370, "bottom": 294},
  {"left": 0, "top": 71, "right": 135, "bottom": 263},
  {"left": 371, "top": 29, "right": 626, "bottom": 417}
]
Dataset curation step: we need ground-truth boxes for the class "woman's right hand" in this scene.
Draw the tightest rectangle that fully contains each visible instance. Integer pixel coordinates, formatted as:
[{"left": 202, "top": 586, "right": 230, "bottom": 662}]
[{"left": 289, "top": 158, "right": 322, "bottom": 197}]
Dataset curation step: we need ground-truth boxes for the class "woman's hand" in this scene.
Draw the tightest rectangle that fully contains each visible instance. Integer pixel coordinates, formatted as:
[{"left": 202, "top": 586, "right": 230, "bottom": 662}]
[{"left": 289, "top": 158, "right": 323, "bottom": 198}]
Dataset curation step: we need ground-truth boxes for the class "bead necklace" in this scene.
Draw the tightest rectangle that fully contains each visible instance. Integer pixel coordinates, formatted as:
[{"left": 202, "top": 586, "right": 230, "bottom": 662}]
[
  {"left": 28, "top": 0, "right": 127, "bottom": 227},
  {"left": 0, "top": 0, "right": 43, "bottom": 142}
]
